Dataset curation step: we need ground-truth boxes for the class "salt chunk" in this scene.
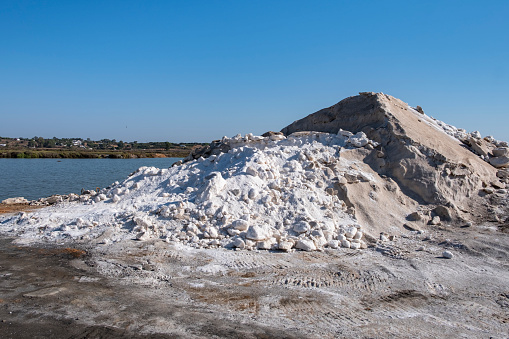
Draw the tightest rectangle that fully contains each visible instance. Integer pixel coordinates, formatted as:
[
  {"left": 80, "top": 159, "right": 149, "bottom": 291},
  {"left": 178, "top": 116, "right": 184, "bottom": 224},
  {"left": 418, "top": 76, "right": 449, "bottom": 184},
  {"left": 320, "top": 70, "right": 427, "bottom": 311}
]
[
  {"left": 196, "top": 172, "right": 226, "bottom": 203},
  {"left": 278, "top": 240, "right": 294, "bottom": 251},
  {"left": 134, "top": 216, "right": 152, "bottom": 228},
  {"left": 341, "top": 239, "right": 351, "bottom": 248},
  {"left": 338, "top": 129, "right": 353, "bottom": 137},
  {"left": 227, "top": 228, "right": 240, "bottom": 236},
  {"left": 270, "top": 134, "right": 285, "bottom": 141},
  {"left": 231, "top": 219, "right": 249, "bottom": 231},
  {"left": 345, "top": 226, "right": 358, "bottom": 239},
  {"left": 245, "top": 239, "right": 256, "bottom": 248},
  {"left": 246, "top": 166, "right": 258, "bottom": 176},
  {"left": 136, "top": 231, "right": 150, "bottom": 241},
  {"left": 442, "top": 250, "right": 454, "bottom": 259},
  {"left": 208, "top": 239, "right": 220, "bottom": 246},
  {"left": 293, "top": 221, "right": 310, "bottom": 233},
  {"left": 268, "top": 181, "right": 280, "bottom": 190},
  {"left": 350, "top": 242, "right": 361, "bottom": 250},
  {"left": 327, "top": 240, "right": 340, "bottom": 249},
  {"left": 353, "top": 231, "right": 363, "bottom": 240},
  {"left": 208, "top": 227, "right": 219, "bottom": 239},
  {"left": 246, "top": 225, "right": 270, "bottom": 241},
  {"left": 232, "top": 238, "right": 245, "bottom": 249},
  {"left": 257, "top": 238, "right": 276, "bottom": 250},
  {"left": 470, "top": 131, "right": 482, "bottom": 139},
  {"left": 295, "top": 239, "right": 316, "bottom": 251},
  {"left": 313, "top": 236, "right": 327, "bottom": 248},
  {"left": 248, "top": 188, "right": 257, "bottom": 200},
  {"left": 348, "top": 132, "right": 370, "bottom": 147},
  {"left": 431, "top": 216, "right": 441, "bottom": 225},
  {"left": 111, "top": 187, "right": 123, "bottom": 195}
]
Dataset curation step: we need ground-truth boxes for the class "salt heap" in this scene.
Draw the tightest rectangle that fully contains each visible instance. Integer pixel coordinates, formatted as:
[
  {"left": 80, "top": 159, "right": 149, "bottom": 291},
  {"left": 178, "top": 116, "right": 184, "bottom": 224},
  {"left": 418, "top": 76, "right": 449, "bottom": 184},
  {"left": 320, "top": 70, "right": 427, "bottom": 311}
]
[
  {"left": 2, "top": 92, "right": 508, "bottom": 250},
  {"left": 0, "top": 130, "right": 379, "bottom": 251}
]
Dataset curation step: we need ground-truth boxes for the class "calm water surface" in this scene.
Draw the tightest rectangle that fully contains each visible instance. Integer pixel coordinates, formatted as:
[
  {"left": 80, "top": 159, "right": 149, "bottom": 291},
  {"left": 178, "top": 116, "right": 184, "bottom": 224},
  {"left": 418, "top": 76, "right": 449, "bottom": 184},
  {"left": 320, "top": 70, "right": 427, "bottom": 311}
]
[{"left": 0, "top": 158, "right": 182, "bottom": 201}]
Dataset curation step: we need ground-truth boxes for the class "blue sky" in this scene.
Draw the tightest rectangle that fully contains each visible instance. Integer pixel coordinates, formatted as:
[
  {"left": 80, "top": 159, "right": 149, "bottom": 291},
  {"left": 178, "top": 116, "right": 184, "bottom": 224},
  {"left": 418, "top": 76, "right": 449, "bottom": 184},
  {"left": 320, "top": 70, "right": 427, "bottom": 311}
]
[{"left": 1, "top": 0, "right": 507, "bottom": 142}]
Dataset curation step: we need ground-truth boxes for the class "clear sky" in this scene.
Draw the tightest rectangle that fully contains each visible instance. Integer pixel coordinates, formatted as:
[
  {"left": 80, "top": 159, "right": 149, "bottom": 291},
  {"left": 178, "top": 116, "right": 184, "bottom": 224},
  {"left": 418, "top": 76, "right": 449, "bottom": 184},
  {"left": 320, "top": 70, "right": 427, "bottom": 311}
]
[{"left": 1, "top": 0, "right": 508, "bottom": 143}]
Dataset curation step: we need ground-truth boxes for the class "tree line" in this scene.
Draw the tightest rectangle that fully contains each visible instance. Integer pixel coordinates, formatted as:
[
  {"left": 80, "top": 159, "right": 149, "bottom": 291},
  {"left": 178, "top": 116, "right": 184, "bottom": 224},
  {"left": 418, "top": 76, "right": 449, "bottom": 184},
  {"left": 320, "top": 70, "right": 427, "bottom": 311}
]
[{"left": 0, "top": 136, "right": 205, "bottom": 151}]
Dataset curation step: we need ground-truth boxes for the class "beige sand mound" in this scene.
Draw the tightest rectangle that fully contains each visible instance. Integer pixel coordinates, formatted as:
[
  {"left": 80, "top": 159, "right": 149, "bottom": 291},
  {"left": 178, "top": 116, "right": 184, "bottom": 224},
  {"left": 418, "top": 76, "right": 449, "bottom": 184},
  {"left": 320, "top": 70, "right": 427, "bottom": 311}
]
[{"left": 281, "top": 92, "right": 506, "bottom": 231}]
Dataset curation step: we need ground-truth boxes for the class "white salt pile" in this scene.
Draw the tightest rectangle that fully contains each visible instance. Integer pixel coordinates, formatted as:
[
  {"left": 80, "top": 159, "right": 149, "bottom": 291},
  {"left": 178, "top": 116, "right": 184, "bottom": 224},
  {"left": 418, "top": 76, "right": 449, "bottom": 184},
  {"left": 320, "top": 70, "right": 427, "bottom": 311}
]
[{"left": 0, "top": 130, "right": 378, "bottom": 251}]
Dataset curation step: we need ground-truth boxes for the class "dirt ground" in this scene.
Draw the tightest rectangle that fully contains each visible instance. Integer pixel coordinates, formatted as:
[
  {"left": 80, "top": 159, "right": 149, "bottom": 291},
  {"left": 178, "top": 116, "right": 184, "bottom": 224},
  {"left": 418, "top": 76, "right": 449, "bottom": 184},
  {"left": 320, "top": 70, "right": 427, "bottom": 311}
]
[{"left": 1, "top": 218, "right": 509, "bottom": 338}]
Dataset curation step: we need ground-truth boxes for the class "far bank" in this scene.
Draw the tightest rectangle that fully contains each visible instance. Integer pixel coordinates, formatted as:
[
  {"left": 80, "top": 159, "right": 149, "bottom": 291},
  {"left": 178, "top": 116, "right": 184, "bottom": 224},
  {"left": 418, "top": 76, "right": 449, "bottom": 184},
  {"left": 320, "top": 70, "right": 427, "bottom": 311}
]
[{"left": 0, "top": 149, "right": 191, "bottom": 159}]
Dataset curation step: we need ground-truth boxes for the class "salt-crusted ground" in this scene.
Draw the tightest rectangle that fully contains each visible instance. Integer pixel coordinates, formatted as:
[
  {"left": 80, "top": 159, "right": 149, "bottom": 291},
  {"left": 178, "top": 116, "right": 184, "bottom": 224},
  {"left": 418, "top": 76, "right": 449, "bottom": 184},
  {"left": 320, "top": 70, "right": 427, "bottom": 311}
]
[
  {"left": 1, "top": 223, "right": 508, "bottom": 338},
  {"left": 1, "top": 92, "right": 508, "bottom": 338}
]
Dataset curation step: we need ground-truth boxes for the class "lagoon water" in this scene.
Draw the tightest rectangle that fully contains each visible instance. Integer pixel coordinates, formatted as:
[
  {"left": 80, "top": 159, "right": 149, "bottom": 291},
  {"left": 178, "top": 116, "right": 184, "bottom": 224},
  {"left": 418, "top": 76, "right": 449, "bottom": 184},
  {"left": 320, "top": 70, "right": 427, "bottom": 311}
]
[{"left": 0, "top": 158, "right": 182, "bottom": 202}]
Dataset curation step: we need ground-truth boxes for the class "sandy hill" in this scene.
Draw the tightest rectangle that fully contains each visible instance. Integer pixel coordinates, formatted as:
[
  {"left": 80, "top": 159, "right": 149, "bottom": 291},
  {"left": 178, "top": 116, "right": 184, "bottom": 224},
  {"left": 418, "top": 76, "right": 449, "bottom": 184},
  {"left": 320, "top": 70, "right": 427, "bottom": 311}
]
[{"left": 281, "top": 92, "right": 508, "bottom": 234}]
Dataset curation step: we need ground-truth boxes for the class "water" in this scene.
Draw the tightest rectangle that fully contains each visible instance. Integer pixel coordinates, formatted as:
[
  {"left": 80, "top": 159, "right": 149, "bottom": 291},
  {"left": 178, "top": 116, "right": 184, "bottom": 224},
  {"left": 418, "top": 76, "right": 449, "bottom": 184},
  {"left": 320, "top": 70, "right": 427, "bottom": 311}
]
[{"left": 0, "top": 158, "right": 182, "bottom": 202}]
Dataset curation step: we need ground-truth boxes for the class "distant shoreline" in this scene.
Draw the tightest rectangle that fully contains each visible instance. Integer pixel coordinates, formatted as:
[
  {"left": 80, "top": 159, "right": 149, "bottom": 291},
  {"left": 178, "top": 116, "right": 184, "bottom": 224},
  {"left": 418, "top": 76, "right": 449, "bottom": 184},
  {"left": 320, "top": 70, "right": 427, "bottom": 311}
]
[
  {"left": 0, "top": 137, "right": 205, "bottom": 159},
  {"left": 0, "top": 149, "right": 190, "bottom": 159}
]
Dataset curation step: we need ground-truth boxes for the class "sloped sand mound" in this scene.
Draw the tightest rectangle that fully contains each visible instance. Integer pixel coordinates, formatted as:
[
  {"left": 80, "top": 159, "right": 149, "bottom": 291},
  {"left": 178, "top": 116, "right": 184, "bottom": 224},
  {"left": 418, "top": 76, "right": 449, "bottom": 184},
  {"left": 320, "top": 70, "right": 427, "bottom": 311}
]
[{"left": 282, "top": 92, "right": 509, "bottom": 232}]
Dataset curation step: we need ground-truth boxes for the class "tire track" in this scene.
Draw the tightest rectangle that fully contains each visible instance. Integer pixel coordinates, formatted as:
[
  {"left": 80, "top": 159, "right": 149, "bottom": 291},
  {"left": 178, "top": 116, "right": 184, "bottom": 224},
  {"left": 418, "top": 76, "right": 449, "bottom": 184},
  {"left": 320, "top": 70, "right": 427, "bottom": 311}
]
[
  {"left": 214, "top": 251, "right": 290, "bottom": 271},
  {"left": 271, "top": 267, "right": 390, "bottom": 292},
  {"left": 275, "top": 295, "right": 368, "bottom": 329}
]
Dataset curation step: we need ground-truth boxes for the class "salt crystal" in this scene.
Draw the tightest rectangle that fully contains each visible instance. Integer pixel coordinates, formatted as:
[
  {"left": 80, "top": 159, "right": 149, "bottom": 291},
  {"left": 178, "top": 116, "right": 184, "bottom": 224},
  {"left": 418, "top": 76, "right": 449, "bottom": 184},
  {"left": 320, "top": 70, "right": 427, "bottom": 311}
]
[
  {"left": 295, "top": 239, "right": 316, "bottom": 251},
  {"left": 246, "top": 225, "right": 270, "bottom": 241},
  {"left": 293, "top": 221, "right": 310, "bottom": 233},
  {"left": 231, "top": 219, "right": 249, "bottom": 231},
  {"left": 443, "top": 250, "right": 454, "bottom": 259},
  {"left": 341, "top": 239, "right": 351, "bottom": 248},
  {"left": 232, "top": 237, "right": 245, "bottom": 249}
]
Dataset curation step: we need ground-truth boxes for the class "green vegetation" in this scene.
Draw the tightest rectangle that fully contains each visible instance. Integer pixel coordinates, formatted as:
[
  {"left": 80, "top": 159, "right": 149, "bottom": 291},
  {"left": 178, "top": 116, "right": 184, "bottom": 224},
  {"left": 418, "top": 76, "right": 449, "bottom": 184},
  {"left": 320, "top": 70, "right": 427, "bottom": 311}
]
[{"left": 0, "top": 136, "right": 207, "bottom": 159}]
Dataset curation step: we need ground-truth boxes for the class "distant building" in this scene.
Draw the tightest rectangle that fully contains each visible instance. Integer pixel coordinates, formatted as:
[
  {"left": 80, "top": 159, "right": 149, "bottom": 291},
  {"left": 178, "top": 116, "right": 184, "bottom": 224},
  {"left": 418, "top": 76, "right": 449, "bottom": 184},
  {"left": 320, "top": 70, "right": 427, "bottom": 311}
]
[
  {"left": 72, "top": 140, "right": 82, "bottom": 146},
  {"left": 0, "top": 144, "right": 6, "bottom": 147}
]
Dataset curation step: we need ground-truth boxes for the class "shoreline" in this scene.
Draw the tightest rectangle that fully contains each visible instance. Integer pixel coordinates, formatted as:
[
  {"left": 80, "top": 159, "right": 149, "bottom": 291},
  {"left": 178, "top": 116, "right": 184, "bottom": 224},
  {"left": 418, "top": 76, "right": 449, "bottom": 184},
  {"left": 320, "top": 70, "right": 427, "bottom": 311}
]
[{"left": 0, "top": 157, "right": 186, "bottom": 206}]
